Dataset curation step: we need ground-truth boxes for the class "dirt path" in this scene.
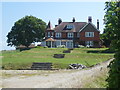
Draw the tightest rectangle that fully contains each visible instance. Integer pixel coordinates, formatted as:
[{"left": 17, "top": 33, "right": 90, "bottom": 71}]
[{"left": 1, "top": 58, "right": 113, "bottom": 88}]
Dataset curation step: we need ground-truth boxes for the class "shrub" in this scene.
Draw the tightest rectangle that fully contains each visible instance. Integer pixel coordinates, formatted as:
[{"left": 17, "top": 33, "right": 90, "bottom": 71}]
[
  {"left": 57, "top": 45, "right": 66, "bottom": 48},
  {"left": 44, "top": 46, "right": 48, "bottom": 48},
  {"left": 78, "top": 45, "right": 85, "bottom": 48}
]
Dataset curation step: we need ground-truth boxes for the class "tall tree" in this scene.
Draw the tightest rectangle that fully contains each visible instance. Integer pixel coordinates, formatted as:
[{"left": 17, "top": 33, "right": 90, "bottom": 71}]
[
  {"left": 7, "top": 15, "right": 46, "bottom": 47},
  {"left": 104, "top": 1, "right": 120, "bottom": 88}
]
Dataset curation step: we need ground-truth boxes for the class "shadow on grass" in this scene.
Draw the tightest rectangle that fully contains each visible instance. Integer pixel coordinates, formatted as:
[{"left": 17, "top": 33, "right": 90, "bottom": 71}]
[
  {"left": 18, "top": 48, "right": 31, "bottom": 52},
  {"left": 87, "top": 49, "right": 115, "bottom": 54}
]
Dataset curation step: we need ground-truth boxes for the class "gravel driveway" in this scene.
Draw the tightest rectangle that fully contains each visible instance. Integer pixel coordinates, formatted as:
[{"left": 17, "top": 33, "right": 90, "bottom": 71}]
[{"left": 1, "top": 58, "right": 113, "bottom": 88}]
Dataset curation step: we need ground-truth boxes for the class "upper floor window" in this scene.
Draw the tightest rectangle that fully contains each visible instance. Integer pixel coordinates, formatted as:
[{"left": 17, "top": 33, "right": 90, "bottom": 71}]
[
  {"left": 66, "top": 25, "right": 74, "bottom": 29},
  {"left": 51, "top": 32, "right": 54, "bottom": 37},
  {"left": 77, "top": 33, "right": 80, "bottom": 38},
  {"left": 67, "top": 33, "right": 74, "bottom": 38},
  {"left": 85, "top": 32, "right": 94, "bottom": 37},
  {"left": 45, "top": 32, "right": 47, "bottom": 37},
  {"left": 55, "top": 33, "right": 61, "bottom": 38},
  {"left": 48, "top": 32, "right": 50, "bottom": 37}
]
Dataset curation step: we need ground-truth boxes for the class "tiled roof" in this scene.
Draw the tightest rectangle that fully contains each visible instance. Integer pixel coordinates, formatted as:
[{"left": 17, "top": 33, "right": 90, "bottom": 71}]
[
  {"left": 80, "top": 23, "right": 99, "bottom": 32},
  {"left": 46, "top": 21, "right": 54, "bottom": 30},
  {"left": 45, "top": 38, "right": 55, "bottom": 41},
  {"left": 54, "top": 22, "right": 87, "bottom": 32}
]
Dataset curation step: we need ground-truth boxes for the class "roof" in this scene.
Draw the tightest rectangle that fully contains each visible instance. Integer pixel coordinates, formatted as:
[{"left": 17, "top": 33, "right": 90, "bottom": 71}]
[
  {"left": 46, "top": 21, "right": 54, "bottom": 30},
  {"left": 54, "top": 22, "right": 87, "bottom": 32},
  {"left": 16, "top": 44, "right": 35, "bottom": 48},
  {"left": 45, "top": 38, "right": 55, "bottom": 41},
  {"left": 45, "top": 38, "right": 73, "bottom": 42},
  {"left": 80, "top": 23, "right": 99, "bottom": 32}
]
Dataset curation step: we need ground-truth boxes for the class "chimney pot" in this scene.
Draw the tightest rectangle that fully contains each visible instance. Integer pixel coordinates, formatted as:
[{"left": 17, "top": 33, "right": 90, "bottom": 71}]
[
  {"left": 88, "top": 16, "right": 92, "bottom": 23},
  {"left": 97, "top": 19, "right": 99, "bottom": 30},
  {"left": 58, "top": 18, "right": 62, "bottom": 25},
  {"left": 72, "top": 17, "right": 75, "bottom": 22}
]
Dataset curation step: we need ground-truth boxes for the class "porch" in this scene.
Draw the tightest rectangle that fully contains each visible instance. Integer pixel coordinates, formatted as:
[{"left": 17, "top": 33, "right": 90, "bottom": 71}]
[{"left": 41, "top": 38, "right": 73, "bottom": 48}]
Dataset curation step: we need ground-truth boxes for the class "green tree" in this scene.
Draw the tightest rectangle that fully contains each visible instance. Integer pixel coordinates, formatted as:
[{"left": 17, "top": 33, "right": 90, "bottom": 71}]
[
  {"left": 7, "top": 15, "right": 46, "bottom": 47},
  {"left": 104, "top": 1, "right": 120, "bottom": 88}
]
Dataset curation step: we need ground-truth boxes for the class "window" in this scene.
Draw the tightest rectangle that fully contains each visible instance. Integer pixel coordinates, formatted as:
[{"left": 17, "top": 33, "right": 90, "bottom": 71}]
[
  {"left": 51, "top": 32, "right": 54, "bottom": 37},
  {"left": 66, "top": 25, "right": 74, "bottom": 29},
  {"left": 77, "top": 33, "right": 80, "bottom": 38},
  {"left": 48, "top": 32, "right": 50, "bottom": 37},
  {"left": 67, "top": 33, "right": 74, "bottom": 38},
  {"left": 45, "top": 32, "right": 47, "bottom": 37},
  {"left": 86, "top": 41, "right": 93, "bottom": 46},
  {"left": 85, "top": 32, "right": 94, "bottom": 37},
  {"left": 61, "top": 42, "right": 66, "bottom": 45},
  {"left": 55, "top": 33, "right": 61, "bottom": 38}
]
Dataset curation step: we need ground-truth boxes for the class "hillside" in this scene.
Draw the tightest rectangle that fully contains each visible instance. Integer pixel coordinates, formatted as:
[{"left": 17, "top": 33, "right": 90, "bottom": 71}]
[{"left": 1, "top": 48, "right": 114, "bottom": 70}]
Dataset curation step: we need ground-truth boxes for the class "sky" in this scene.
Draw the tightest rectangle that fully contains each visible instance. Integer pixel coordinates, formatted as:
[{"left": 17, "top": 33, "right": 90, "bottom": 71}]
[{"left": 1, "top": 1, "right": 106, "bottom": 51}]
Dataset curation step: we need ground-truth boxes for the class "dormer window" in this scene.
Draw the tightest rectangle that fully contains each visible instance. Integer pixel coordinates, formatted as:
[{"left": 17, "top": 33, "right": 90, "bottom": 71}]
[{"left": 66, "top": 25, "right": 74, "bottom": 29}]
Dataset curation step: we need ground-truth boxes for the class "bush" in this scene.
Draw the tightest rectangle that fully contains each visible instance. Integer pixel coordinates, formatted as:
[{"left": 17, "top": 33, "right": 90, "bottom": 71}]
[
  {"left": 78, "top": 45, "right": 85, "bottom": 48},
  {"left": 86, "top": 45, "right": 90, "bottom": 48},
  {"left": 57, "top": 45, "right": 66, "bottom": 48},
  {"left": 44, "top": 46, "right": 48, "bottom": 48},
  {"left": 35, "top": 46, "right": 44, "bottom": 48}
]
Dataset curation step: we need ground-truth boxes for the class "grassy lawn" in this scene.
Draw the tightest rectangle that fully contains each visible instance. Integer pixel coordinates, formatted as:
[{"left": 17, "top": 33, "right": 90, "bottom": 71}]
[{"left": 1, "top": 48, "right": 114, "bottom": 70}]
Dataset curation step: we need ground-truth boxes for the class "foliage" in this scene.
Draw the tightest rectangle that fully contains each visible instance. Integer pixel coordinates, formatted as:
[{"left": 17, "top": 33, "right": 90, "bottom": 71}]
[
  {"left": 104, "top": 1, "right": 120, "bottom": 88},
  {"left": 78, "top": 45, "right": 85, "bottom": 48},
  {"left": 102, "top": 2, "right": 118, "bottom": 47},
  {"left": 57, "top": 45, "right": 66, "bottom": 48},
  {"left": 7, "top": 15, "right": 46, "bottom": 47},
  {"left": 2, "top": 48, "right": 113, "bottom": 70}
]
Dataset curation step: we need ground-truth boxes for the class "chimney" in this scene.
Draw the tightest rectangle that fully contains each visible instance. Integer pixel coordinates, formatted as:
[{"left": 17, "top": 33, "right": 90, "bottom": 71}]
[
  {"left": 88, "top": 16, "right": 92, "bottom": 23},
  {"left": 58, "top": 18, "right": 62, "bottom": 25},
  {"left": 72, "top": 17, "right": 75, "bottom": 22},
  {"left": 55, "top": 25, "right": 58, "bottom": 27},
  {"left": 97, "top": 19, "right": 99, "bottom": 30}
]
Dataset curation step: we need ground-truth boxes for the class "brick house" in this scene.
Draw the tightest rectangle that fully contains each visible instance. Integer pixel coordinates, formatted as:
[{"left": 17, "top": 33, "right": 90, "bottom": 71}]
[{"left": 41, "top": 16, "right": 102, "bottom": 48}]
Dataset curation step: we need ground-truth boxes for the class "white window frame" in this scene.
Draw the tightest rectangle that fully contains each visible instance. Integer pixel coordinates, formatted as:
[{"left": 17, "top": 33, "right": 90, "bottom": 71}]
[
  {"left": 85, "top": 32, "right": 94, "bottom": 37},
  {"left": 67, "top": 33, "right": 74, "bottom": 38},
  {"left": 77, "top": 33, "right": 80, "bottom": 38},
  {"left": 48, "top": 32, "right": 50, "bottom": 37},
  {"left": 86, "top": 41, "right": 93, "bottom": 46},
  {"left": 51, "top": 32, "right": 54, "bottom": 37},
  {"left": 55, "top": 33, "right": 61, "bottom": 38},
  {"left": 67, "top": 25, "right": 74, "bottom": 29}
]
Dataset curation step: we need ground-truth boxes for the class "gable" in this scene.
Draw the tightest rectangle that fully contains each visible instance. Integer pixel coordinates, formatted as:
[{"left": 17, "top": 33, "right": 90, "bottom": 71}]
[{"left": 80, "top": 23, "right": 99, "bottom": 32}]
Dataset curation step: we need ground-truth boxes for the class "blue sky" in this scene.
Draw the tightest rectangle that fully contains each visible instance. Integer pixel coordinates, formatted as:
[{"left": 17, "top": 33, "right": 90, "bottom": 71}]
[{"left": 1, "top": 2, "right": 105, "bottom": 50}]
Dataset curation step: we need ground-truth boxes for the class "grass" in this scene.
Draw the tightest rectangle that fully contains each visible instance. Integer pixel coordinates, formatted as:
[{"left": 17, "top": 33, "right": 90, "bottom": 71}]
[
  {"left": 1, "top": 47, "right": 114, "bottom": 70},
  {"left": 82, "top": 66, "right": 109, "bottom": 88}
]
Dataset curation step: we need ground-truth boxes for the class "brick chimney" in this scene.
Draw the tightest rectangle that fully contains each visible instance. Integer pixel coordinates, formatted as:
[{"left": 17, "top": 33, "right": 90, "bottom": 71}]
[
  {"left": 72, "top": 17, "right": 75, "bottom": 22},
  {"left": 58, "top": 18, "right": 62, "bottom": 25},
  {"left": 88, "top": 16, "right": 92, "bottom": 23},
  {"left": 97, "top": 19, "right": 99, "bottom": 30}
]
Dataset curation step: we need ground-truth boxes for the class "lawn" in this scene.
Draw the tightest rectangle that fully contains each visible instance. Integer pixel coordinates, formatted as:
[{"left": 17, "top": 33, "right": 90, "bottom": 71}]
[{"left": 1, "top": 47, "right": 114, "bottom": 70}]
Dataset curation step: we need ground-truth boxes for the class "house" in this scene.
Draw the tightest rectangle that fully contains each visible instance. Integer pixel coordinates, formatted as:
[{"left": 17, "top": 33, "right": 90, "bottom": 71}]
[{"left": 41, "top": 16, "right": 102, "bottom": 48}]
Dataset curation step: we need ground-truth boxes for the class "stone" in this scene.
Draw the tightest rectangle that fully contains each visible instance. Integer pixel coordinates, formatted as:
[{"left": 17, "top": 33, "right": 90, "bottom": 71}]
[
  {"left": 63, "top": 50, "right": 71, "bottom": 53},
  {"left": 53, "top": 54, "right": 65, "bottom": 58},
  {"left": 69, "top": 63, "right": 86, "bottom": 69}
]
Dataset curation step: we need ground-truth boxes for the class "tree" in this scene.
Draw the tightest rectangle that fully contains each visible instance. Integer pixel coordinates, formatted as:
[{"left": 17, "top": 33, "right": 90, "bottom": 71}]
[
  {"left": 104, "top": 1, "right": 120, "bottom": 88},
  {"left": 7, "top": 15, "right": 46, "bottom": 47}
]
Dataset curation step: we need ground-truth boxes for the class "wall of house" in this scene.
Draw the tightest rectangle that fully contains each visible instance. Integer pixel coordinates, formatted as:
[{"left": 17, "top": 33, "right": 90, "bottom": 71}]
[
  {"left": 79, "top": 31, "right": 100, "bottom": 41},
  {"left": 61, "top": 32, "right": 67, "bottom": 39}
]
